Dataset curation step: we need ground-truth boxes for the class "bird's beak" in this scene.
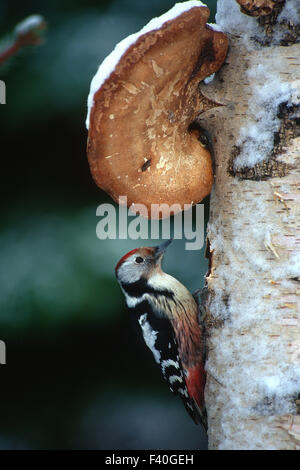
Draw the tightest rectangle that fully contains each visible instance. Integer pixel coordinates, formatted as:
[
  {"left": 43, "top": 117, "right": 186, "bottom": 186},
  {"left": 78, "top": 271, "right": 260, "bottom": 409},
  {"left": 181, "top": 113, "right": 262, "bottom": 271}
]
[{"left": 154, "top": 238, "right": 173, "bottom": 260}]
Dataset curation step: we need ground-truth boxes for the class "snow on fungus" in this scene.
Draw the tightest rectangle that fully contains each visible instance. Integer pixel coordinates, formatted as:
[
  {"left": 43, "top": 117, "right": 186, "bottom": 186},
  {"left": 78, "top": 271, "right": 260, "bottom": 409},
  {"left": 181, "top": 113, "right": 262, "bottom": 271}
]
[{"left": 86, "top": 1, "right": 228, "bottom": 218}]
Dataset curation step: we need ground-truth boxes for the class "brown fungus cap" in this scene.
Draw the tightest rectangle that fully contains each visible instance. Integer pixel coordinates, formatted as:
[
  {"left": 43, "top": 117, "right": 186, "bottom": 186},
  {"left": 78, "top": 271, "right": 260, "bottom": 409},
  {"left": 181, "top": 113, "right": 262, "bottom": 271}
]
[{"left": 87, "top": 3, "right": 228, "bottom": 218}]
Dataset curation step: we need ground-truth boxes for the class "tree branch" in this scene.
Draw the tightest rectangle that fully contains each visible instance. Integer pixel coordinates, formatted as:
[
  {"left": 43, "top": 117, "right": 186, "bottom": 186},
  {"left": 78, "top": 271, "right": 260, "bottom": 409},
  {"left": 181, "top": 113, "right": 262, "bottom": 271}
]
[{"left": 0, "top": 15, "right": 46, "bottom": 65}]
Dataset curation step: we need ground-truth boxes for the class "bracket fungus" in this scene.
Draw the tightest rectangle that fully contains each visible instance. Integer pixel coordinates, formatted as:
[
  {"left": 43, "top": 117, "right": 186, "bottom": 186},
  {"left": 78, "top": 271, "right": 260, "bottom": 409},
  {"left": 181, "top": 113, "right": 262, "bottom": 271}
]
[{"left": 86, "top": 1, "right": 228, "bottom": 218}]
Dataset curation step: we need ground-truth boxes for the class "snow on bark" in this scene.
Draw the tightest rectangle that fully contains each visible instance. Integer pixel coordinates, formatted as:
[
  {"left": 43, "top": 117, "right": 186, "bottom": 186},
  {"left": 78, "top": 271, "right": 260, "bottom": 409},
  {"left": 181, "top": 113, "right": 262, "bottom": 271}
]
[{"left": 200, "top": 0, "right": 300, "bottom": 450}]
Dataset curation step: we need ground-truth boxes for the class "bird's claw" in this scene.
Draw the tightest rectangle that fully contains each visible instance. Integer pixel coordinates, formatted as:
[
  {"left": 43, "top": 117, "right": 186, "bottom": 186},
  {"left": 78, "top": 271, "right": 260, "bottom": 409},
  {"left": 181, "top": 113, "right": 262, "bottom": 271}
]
[{"left": 193, "top": 286, "right": 208, "bottom": 325}]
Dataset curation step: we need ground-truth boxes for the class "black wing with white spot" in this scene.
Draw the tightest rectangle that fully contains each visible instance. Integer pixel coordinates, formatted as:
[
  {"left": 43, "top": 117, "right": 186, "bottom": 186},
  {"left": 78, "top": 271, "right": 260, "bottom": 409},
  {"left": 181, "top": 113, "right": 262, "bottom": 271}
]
[{"left": 133, "top": 300, "right": 199, "bottom": 423}]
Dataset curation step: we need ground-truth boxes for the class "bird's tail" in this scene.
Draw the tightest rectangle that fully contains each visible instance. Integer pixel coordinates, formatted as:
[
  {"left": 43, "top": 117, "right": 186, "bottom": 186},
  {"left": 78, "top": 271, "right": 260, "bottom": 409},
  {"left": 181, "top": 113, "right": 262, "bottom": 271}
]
[{"left": 181, "top": 395, "right": 207, "bottom": 430}]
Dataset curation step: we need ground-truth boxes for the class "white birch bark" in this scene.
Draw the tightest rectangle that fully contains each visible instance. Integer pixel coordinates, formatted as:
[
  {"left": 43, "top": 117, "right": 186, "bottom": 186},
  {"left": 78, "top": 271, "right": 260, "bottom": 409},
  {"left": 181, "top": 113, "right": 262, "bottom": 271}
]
[{"left": 199, "top": 0, "right": 300, "bottom": 449}]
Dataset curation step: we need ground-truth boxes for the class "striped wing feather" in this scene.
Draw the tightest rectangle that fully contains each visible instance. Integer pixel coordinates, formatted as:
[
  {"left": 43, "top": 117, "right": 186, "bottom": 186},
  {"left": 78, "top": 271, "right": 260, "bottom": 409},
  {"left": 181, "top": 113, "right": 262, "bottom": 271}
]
[{"left": 137, "top": 308, "right": 203, "bottom": 425}]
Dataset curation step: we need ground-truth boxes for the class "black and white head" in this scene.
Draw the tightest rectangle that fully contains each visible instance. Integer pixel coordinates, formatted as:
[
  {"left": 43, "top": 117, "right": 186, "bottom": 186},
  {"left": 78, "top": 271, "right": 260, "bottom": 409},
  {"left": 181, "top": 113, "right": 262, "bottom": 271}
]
[{"left": 115, "top": 239, "right": 173, "bottom": 285}]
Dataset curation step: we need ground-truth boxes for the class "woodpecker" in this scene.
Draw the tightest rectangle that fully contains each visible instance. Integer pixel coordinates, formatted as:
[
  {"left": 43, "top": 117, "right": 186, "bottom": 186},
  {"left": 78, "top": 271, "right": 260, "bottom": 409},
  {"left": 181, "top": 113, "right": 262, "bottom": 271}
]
[{"left": 115, "top": 239, "right": 207, "bottom": 429}]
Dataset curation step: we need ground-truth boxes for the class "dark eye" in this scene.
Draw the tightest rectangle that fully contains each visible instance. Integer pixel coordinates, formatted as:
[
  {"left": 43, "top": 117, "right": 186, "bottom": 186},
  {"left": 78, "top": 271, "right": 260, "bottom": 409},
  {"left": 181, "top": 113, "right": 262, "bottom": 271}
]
[{"left": 135, "top": 256, "right": 144, "bottom": 264}]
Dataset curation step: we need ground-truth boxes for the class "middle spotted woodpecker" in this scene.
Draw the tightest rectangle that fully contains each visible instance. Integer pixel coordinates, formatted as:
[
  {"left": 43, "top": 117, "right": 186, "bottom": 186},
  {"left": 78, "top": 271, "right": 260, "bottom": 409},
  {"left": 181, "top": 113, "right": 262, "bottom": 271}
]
[{"left": 115, "top": 239, "right": 207, "bottom": 429}]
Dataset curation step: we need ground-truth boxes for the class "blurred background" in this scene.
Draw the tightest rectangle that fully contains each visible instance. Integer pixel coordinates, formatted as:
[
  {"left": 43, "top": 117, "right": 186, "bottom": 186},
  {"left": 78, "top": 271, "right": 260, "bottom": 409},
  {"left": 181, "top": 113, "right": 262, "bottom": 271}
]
[{"left": 0, "top": 0, "right": 217, "bottom": 450}]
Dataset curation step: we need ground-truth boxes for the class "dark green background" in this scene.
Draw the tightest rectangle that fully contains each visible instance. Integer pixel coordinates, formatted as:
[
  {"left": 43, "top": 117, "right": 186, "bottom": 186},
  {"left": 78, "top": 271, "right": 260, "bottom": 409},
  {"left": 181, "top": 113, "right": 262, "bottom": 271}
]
[{"left": 0, "top": 0, "right": 217, "bottom": 450}]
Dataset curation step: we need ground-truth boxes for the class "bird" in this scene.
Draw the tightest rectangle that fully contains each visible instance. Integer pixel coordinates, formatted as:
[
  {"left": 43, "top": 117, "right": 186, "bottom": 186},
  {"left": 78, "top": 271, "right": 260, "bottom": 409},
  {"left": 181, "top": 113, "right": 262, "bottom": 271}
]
[{"left": 115, "top": 239, "right": 207, "bottom": 429}]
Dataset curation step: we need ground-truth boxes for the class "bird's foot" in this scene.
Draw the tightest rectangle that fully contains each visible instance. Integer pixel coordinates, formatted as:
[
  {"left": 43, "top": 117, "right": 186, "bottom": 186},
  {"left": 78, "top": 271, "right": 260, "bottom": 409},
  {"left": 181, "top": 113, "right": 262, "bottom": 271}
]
[{"left": 192, "top": 286, "right": 209, "bottom": 325}]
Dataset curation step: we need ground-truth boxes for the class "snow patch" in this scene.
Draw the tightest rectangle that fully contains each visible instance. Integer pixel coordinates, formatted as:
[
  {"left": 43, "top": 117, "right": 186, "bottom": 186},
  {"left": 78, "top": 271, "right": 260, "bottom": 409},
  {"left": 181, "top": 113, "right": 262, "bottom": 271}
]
[
  {"left": 263, "top": 375, "right": 280, "bottom": 392},
  {"left": 278, "top": 0, "right": 300, "bottom": 25},
  {"left": 215, "top": 0, "right": 263, "bottom": 43},
  {"left": 207, "top": 22, "right": 223, "bottom": 32},
  {"left": 272, "top": 0, "right": 300, "bottom": 43},
  {"left": 216, "top": 0, "right": 300, "bottom": 48},
  {"left": 234, "top": 61, "right": 299, "bottom": 170},
  {"left": 204, "top": 72, "right": 215, "bottom": 84}
]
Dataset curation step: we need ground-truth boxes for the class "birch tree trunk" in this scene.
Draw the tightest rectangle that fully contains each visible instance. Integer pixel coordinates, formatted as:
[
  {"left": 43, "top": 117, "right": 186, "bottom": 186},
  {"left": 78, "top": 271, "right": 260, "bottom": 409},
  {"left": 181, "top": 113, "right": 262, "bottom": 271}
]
[{"left": 199, "top": 0, "right": 300, "bottom": 449}]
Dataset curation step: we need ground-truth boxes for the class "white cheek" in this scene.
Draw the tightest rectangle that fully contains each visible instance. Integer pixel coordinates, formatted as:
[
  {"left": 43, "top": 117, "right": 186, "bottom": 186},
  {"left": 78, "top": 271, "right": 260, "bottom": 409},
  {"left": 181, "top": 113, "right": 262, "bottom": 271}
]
[{"left": 118, "top": 260, "right": 141, "bottom": 284}]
